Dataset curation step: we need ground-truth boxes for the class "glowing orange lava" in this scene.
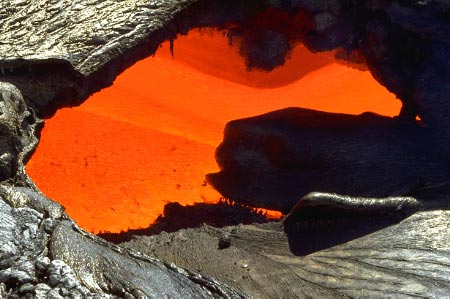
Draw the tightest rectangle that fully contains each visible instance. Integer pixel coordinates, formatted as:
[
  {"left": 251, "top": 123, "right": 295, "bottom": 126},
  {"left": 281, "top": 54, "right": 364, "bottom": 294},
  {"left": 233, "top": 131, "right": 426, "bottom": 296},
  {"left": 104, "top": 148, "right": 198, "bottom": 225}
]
[{"left": 26, "top": 29, "right": 400, "bottom": 233}]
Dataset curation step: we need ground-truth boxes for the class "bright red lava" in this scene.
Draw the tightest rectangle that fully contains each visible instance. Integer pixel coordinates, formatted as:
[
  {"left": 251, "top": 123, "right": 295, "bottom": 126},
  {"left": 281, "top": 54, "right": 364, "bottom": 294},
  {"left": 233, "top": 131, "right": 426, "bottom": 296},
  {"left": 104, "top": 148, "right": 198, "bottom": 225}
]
[{"left": 26, "top": 29, "right": 400, "bottom": 234}]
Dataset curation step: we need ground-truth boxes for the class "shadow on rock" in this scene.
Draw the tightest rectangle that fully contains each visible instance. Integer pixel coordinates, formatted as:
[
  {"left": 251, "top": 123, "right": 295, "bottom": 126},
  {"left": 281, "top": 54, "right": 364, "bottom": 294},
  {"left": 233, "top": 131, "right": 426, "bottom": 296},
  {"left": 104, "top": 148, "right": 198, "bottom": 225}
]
[
  {"left": 99, "top": 199, "right": 275, "bottom": 243},
  {"left": 205, "top": 107, "right": 450, "bottom": 255},
  {"left": 283, "top": 211, "right": 412, "bottom": 256},
  {"left": 283, "top": 189, "right": 450, "bottom": 256}
]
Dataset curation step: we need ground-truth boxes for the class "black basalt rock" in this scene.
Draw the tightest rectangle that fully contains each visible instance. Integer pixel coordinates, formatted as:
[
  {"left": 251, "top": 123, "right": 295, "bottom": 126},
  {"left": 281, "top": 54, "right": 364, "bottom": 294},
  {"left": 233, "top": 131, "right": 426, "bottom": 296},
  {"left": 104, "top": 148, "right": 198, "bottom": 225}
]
[
  {"left": 207, "top": 108, "right": 450, "bottom": 213},
  {"left": 1, "top": 0, "right": 450, "bottom": 298}
]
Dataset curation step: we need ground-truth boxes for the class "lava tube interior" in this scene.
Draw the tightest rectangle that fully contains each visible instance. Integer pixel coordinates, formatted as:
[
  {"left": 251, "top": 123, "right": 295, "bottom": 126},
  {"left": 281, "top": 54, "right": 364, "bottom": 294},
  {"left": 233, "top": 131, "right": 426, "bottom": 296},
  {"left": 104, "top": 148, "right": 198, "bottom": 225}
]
[{"left": 25, "top": 29, "right": 400, "bottom": 234}]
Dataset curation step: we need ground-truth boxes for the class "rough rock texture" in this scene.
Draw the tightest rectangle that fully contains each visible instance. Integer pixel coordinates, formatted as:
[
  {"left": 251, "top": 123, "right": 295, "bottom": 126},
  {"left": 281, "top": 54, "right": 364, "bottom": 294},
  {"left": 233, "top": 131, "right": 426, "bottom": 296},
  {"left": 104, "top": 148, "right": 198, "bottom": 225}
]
[
  {"left": 0, "top": 186, "right": 100, "bottom": 298},
  {"left": 1, "top": 0, "right": 450, "bottom": 298},
  {"left": 0, "top": 82, "right": 40, "bottom": 185},
  {"left": 0, "top": 0, "right": 196, "bottom": 76},
  {"left": 0, "top": 0, "right": 199, "bottom": 113},
  {"left": 125, "top": 207, "right": 450, "bottom": 298},
  {"left": 0, "top": 186, "right": 245, "bottom": 298},
  {"left": 0, "top": 0, "right": 447, "bottom": 126}
]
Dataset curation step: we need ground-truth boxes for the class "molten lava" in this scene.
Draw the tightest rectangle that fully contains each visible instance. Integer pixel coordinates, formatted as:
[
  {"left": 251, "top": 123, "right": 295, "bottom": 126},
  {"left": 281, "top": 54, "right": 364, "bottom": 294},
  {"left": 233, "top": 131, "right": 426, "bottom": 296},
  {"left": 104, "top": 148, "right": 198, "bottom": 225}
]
[{"left": 26, "top": 29, "right": 400, "bottom": 233}]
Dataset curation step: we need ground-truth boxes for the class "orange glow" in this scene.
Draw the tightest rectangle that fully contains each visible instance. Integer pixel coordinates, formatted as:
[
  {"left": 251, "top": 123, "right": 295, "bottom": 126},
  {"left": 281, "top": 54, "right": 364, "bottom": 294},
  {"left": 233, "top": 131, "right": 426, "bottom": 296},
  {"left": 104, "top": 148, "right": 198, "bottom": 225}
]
[{"left": 26, "top": 29, "right": 400, "bottom": 233}]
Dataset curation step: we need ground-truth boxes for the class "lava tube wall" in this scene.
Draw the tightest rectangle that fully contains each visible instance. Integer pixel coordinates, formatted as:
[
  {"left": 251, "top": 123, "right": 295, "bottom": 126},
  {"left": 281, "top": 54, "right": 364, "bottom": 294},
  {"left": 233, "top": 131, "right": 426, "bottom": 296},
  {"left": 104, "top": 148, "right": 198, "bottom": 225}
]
[{"left": 25, "top": 29, "right": 400, "bottom": 234}]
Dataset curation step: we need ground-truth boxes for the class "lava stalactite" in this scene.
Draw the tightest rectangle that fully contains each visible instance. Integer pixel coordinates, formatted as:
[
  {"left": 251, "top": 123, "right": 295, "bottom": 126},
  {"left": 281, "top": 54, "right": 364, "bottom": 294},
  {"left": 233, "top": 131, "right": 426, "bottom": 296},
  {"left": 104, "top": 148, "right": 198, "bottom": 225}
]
[{"left": 26, "top": 29, "right": 399, "bottom": 233}]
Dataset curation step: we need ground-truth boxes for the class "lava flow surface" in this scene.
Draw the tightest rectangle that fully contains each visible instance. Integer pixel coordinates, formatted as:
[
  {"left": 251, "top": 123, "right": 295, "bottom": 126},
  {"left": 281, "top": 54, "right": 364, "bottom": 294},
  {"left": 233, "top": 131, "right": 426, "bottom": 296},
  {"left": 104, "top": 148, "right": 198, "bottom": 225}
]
[{"left": 26, "top": 29, "right": 399, "bottom": 233}]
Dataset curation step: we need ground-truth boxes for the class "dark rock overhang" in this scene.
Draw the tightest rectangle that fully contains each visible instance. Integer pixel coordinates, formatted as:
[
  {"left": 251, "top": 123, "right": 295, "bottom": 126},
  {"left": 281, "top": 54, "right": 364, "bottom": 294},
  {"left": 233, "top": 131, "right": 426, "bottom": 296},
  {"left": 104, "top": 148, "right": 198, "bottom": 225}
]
[
  {"left": 0, "top": 0, "right": 444, "bottom": 123},
  {"left": 1, "top": 0, "right": 450, "bottom": 298}
]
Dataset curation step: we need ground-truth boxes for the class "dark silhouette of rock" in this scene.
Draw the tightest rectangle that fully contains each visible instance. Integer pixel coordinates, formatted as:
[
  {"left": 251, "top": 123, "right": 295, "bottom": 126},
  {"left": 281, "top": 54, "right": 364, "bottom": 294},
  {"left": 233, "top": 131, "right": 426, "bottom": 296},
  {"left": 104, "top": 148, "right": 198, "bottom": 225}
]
[
  {"left": 1, "top": 0, "right": 450, "bottom": 298},
  {"left": 207, "top": 108, "right": 450, "bottom": 213},
  {"left": 99, "top": 200, "right": 269, "bottom": 243}
]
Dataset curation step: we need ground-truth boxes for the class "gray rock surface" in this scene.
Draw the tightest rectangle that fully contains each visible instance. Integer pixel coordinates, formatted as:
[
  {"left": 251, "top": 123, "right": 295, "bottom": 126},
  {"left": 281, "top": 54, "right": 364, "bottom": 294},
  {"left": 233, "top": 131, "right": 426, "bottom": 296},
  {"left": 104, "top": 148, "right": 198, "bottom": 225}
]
[
  {"left": 51, "top": 221, "right": 244, "bottom": 298},
  {"left": 0, "top": 0, "right": 450, "bottom": 298},
  {"left": 0, "top": 0, "right": 196, "bottom": 76},
  {"left": 125, "top": 208, "right": 450, "bottom": 298},
  {"left": 0, "top": 0, "right": 201, "bottom": 111},
  {"left": 0, "top": 82, "right": 40, "bottom": 184},
  {"left": 0, "top": 186, "right": 99, "bottom": 298},
  {"left": 0, "top": 185, "right": 246, "bottom": 298}
]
